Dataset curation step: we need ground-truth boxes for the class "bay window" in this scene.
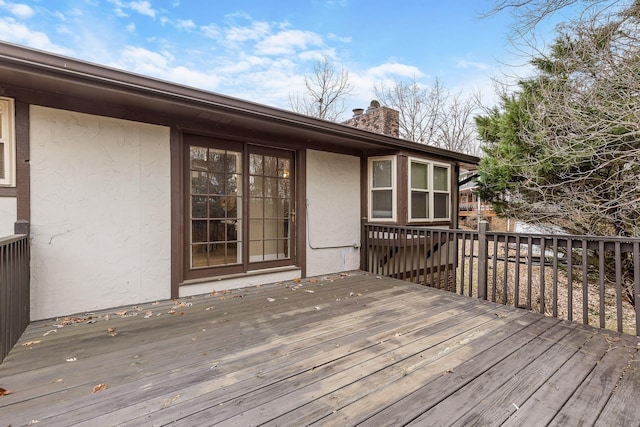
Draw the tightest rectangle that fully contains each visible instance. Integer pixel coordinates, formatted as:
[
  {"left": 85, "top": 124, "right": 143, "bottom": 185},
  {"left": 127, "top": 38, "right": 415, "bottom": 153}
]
[
  {"left": 0, "top": 98, "right": 15, "bottom": 187},
  {"left": 368, "top": 156, "right": 396, "bottom": 221},
  {"left": 409, "top": 158, "right": 450, "bottom": 222}
]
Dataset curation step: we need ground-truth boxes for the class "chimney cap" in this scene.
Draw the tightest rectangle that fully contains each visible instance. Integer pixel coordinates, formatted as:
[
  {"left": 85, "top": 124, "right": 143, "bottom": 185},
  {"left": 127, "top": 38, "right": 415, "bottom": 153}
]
[{"left": 352, "top": 108, "right": 364, "bottom": 117}]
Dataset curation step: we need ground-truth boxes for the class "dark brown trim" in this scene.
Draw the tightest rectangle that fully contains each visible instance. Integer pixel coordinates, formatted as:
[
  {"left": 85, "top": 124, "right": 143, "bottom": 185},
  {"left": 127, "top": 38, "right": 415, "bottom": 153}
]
[
  {"left": 296, "top": 149, "right": 306, "bottom": 278},
  {"left": 15, "top": 101, "right": 29, "bottom": 222},
  {"left": 170, "top": 126, "right": 183, "bottom": 299},
  {"left": 0, "top": 188, "right": 17, "bottom": 197}
]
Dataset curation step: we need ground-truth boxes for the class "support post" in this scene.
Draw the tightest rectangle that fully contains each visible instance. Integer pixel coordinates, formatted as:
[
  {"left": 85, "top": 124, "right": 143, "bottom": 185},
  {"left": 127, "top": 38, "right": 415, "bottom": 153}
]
[{"left": 478, "top": 220, "right": 488, "bottom": 300}]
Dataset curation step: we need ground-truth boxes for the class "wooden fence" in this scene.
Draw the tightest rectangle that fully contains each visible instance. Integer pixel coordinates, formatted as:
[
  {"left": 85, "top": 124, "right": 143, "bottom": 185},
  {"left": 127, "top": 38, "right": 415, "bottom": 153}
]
[
  {"left": 0, "top": 234, "right": 30, "bottom": 363},
  {"left": 363, "top": 222, "right": 640, "bottom": 336}
]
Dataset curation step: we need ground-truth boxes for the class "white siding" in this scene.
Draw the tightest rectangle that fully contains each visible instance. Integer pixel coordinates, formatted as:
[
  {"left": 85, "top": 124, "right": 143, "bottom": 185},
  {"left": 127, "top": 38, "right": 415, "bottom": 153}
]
[
  {"left": 305, "top": 149, "right": 360, "bottom": 277},
  {"left": 30, "top": 106, "right": 171, "bottom": 320},
  {"left": 0, "top": 196, "right": 16, "bottom": 236}
]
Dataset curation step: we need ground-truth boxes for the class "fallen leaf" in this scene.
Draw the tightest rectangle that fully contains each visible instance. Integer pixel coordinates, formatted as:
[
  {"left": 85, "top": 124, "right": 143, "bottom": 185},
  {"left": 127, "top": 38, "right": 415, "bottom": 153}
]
[
  {"left": 495, "top": 312, "right": 508, "bottom": 318},
  {"left": 28, "top": 420, "right": 40, "bottom": 425},
  {"left": 267, "top": 298, "right": 275, "bottom": 302},
  {"left": 211, "top": 290, "right": 217, "bottom": 295},
  {"left": 293, "top": 278, "right": 301, "bottom": 283},
  {"left": 0, "top": 387, "right": 12, "bottom": 396},
  {"left": 92, "top": 383, "right": 107, "bottom": 393},
  {"left": 53, "top": 378, "right": 64, "bottom": 383},
  {"left": 43, "top": 330, "right": 57, "bottom": 337},
  {"left": 22, "top": 340, "right": 41, "bottom": 346},
  {"left": 144, "top": 311, "right": 153, "bottom": 318},
  {"left": 66, "top": 357, "right": 77, "bottom": 362},
  {"left": 315, "top": 306, "right": 321, "bottom": 310},
  {"left": 87, "top": 319, "right": 97, "bottom": 324},
  {"left": 309, "top": 278, "right": 319, "bottom": 283},
  {"left": 106, "top": 327, "right": 116, "bottom": 333},
  {"left": 305, "top": 290, "right": 315, "bottom": 294},
  {"left": 162, "top": 394, "right": 181, "bottom": 408},
  {"left": 205, "top": 307, "right": 215, "bottom": 311},
  {"left": 168, "top": 310, "right": 177, "bottom": 315},
  {"left": 114, "top": 311, "right": 127, "bottom": 316}
]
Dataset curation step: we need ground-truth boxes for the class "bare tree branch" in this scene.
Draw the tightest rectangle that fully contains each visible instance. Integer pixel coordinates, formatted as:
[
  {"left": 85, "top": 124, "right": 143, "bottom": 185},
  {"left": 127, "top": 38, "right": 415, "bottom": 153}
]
[{"left": 289, "top": 56, "right": 354, "bottom": 121}]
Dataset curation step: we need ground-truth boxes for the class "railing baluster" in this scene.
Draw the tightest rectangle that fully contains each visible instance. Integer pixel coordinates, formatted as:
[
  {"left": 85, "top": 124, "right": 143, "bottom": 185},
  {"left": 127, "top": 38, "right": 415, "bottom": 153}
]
[
  {"left": 567, "top": 238, "right": 573, "bottom": 322},
  {"left": 552, "top": 237, "right": 559, "bottom": 318},
  {"left": 634, "top": 241, "right": 639, "bottom": 337},
  {"left": 514, "top": 235, "right": 521, "bottom": 308},
  {"left": 540, "top": 237, "right": 546, "bottom": 315},
  {"left": 599, "top": 240, "right": 605, "bottom": 329},
  {"left": 502, "top": 235, "right": 509, "bottom": 305},
  {"left": 582, "top": 239, "right": 589, "bottom": 326},
  {"left": 615, "top": 241, "right": 622, "bottom": 333},
  {"left": 527, "top": 237, "right": 533, "bottom": 310}
]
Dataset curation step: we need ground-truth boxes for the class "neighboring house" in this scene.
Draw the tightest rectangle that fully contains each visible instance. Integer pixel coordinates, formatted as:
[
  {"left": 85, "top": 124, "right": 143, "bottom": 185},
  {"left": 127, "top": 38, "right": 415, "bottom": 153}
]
[{"left": 0, "top": 42, "right": 479, "bottom": 320}]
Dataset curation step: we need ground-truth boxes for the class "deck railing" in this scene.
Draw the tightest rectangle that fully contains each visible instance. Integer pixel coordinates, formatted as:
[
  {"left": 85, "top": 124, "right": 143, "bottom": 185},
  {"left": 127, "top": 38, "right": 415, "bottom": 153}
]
[
  {"left": 0, "top": 234, "right": 30, "bottom": 363},
  {"left": 363, "top": 222, "right": 640, "bottom": 336}
]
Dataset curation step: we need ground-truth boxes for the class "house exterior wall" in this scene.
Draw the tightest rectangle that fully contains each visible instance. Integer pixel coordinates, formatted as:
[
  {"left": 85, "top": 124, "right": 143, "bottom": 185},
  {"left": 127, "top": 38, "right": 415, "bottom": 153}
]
[
  {"left": 0, "top": 197, "right": 17, "bottom": 236},
  {"left": 29, "top": 106, "right": 171, "bottom": 320},
  {"left": 305, "top": 149, "right": 361, "bottom": 276}
]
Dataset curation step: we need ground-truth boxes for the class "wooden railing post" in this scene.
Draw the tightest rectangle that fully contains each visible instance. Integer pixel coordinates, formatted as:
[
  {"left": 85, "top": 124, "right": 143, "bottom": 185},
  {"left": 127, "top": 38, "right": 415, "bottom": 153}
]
[
  {"left": 360, "top": 218, "right": 367, "bottom": 271},
  {"left": 477, "top": 221, "right": 488, "bottom": 300}
]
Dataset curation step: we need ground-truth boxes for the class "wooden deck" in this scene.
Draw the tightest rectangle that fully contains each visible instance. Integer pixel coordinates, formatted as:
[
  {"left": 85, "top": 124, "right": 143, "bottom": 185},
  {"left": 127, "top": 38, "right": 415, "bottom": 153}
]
[{"left": 1, "top": 272, "right": 639, "bottom": 426}]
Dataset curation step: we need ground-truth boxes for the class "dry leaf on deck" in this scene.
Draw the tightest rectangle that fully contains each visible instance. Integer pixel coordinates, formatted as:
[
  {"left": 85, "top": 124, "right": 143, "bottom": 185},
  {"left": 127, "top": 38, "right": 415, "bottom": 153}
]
[
  {"left": 114, "top": 311, "right": 127, "bottom": 316},
  {"left": 0, "top": 387, "right": 12, "bottom": 396},
  {"left": 92, "top": 383, "right": 107, "bottom": 393},
  {"left": 22, "top": 340, "right": 41, "bottom": 346},
  {"left": 293, "top": 278, "right": 301, "bottom": 283}
]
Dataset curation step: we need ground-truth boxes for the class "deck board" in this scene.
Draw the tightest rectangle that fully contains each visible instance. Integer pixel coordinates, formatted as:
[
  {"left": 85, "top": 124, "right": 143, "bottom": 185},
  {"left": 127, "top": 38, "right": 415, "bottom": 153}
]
[{"left": 0, "top": 271, "right": 638, "bottom": 426}]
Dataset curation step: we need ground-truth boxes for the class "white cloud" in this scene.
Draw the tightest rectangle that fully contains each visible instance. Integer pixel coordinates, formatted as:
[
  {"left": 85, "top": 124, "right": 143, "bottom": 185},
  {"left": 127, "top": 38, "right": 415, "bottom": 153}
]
[
  {"left": 327, "top": 33, "right": 352, "bottom": 43},
  {"left": 226, "top": 21, "right": 271, "bottom": 44},
  {"left": 4, "top": 2, "right": 34, "bottom": 19},
  {"left": 366, "top": 63, "right": 424, "bottom": 79},
  {"left": 256, "top": 29, "right": 324, "bottom": 56},
  {"left": 456, "top": 59, "right": 490, "bottom": 71},
  {"left": 126, "top": 22, "right": 135, "bottom": 33},
  {"left": 201, "top": 23, "right": 220, "bottom": 39},
  {"left": 115, "top": 46, "right": 221, "bottom": 91},
  {"left": 129, "top": 1, "right": 155, "bottom": 18},
  {"left": 176, "top": 19, "right": 196, "bottom": 31},
  {"left": 0, "top": 17, "right": 73, "bottom": 55}
]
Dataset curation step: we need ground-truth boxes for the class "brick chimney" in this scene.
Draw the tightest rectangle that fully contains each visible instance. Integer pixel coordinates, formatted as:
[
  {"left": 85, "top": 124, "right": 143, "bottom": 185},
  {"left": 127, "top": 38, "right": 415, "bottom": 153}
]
[{"left": 343, "top": 100, "right": 400, "bottom": 138}]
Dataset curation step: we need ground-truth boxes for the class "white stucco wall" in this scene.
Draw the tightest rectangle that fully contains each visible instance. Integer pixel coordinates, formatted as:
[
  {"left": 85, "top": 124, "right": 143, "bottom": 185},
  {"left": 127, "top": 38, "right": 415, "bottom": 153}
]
[
  {"left": 0, "top": 196, "right": 17, "bottom": 236},
  {"left": 29, "top": 106, "right": 171, "bottom": 320},
  {"left": 306, "top": 149, "right": 361, "bottom": 277}
]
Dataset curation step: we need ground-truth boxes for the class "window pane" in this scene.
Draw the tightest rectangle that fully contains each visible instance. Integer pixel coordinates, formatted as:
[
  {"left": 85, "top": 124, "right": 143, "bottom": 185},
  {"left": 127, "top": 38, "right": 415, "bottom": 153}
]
[
  {"left": 372, "top": 160, "right": 392, "bottom": 188},
  {"left": 250, "top": 176, "right": 263, "bottom": 197},
  {"left": 250, "top": 197, "right": 263, "bottom": 219},
  {"left": 226, "top": 197, "right": 239, "bottom": 219},
  {"left": 278, "top": 158, "right": 290, "bottom": 178},
  {"left": 192, "top": 221, "right": 207, "bottom": 243},
  {"left": 372, "top": 190, "right": 393, "bottom": 218},
  {"left": 209, "top": 197, "right": 226, "bottom": 219},
  {"left": 433, "top": 166, "right": 449, "bottom": 191},
  {"left": 208, "top": 149, "right": 225, "bottom": 172},
  {"left": 226, "top": 153, "right": 240, "bottom": 173},
  {"left": 191, "top": 245, "right": 208, "bottom": 267},
  {"left": 250, "top": 154, "right": 263, "bottom": 175},
  {"left": 191, "top": 171, "right": 208, "bottom": 194},
  {"left": 264, "top": 198, "right": 277, "bottom": 218},
  {"left": 411, "top": 162, "right": 428, "bottom": 190},
  {"left": 434, "top": 193, "right": 450, "bottom": 218},
  {"left": 226, "top": 173, "right": 240, "bottom": 195},
  {"left": 191, "top": 196, "right": 207, "bottom": 218},
  {"left": 209, "top": 220, "right": 225, "bottom": 242},
  {"left": 250, "top": 241, "right": 263, "bottom": 261},
  {"left": 264, "top": 156, "right": 278, "bottom": 177},
  {"left": 264, "top": 220, "right": 279, "bottom": 239},
  {"left": 190, "top": 146, "right": 208, "bottom": 170},
  {"left": 250, "top": 219, "right": 264, "bottom": 240},
  {"left": 264, "top": 177, "right": 277, "bottom": 198},
  {"left": 278, "top": 178, "right": 290, "bottom": 198},
  {"left": 264, "top": 240, "right": 278, "bottom": 260},
  {"left": 209, "top": 173, "right": 225, "bottom": 195},
  {"left": 411, "top": 191, "right": 428, "bottom": 219},
  {"left": 227, "top": 242, "right": 240, "bottom": 264},
  {"left": 207, "top": 243, "right": 226, "bottom": 266}
]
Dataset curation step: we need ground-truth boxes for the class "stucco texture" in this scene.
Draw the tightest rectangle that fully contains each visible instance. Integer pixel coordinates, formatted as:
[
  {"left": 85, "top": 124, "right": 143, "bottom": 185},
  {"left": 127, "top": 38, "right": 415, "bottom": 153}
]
[
  {"left": 29, "top": 106, "right": 171, "bottom": 320},
  {"left": 305, "top": 149, "right": 360, "bottom": 277},
  {"left": 0, "top": 196, "right": 16, "bottom": 236}
]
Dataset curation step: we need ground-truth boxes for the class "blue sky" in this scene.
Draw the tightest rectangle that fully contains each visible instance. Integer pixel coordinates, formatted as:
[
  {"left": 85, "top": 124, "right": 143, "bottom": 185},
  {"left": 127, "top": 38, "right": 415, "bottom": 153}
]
[{"left": 0, "top": 0, "right": 557, "bottom": 117}]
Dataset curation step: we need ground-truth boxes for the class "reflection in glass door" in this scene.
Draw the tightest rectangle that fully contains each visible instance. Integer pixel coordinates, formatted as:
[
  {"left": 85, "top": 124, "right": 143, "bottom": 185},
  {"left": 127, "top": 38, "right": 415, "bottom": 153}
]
[{"left": 248, "top": 150, "right": 293, "bottom": 264}]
